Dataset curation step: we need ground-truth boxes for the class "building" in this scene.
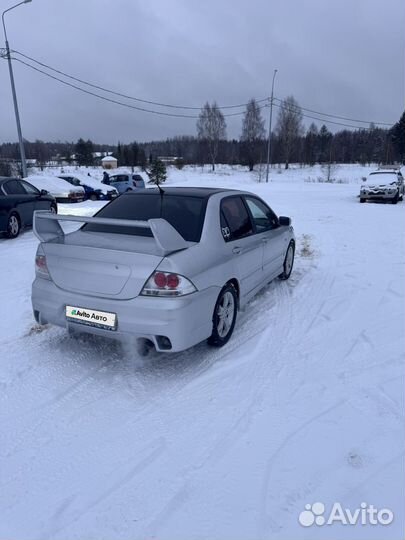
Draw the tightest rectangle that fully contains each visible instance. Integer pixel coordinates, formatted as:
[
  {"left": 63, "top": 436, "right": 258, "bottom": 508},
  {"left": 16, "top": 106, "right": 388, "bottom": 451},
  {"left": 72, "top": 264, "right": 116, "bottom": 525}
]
[{"left": 101, "top": 155, "right": 118, "bottom": 170}]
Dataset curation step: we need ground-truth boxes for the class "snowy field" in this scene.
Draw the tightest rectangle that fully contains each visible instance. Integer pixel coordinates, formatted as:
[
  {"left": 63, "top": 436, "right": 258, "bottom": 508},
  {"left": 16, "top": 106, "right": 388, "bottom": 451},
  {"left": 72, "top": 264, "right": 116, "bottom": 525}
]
[{"left": 0, "top": 165, "right": 404, "bottom": 540}]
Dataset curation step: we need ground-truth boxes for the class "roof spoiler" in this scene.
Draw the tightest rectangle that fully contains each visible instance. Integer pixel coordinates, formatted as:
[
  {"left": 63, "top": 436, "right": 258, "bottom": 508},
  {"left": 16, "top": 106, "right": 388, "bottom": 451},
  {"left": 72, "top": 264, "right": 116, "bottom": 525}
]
[{"left": 33, "top": 211, "right": 190, "bottom": 256}]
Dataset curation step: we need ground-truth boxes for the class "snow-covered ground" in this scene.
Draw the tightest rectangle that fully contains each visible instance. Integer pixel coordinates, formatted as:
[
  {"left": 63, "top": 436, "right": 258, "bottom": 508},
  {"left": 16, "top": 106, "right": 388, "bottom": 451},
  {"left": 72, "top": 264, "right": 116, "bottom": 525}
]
[{"left": 1, "top": 165, "right": 404, "bottom": 540}]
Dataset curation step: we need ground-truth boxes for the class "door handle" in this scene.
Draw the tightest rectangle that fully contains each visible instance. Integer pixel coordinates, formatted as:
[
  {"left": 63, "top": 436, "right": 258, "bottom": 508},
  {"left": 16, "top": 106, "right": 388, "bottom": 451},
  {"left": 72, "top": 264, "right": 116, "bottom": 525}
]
[{"left": 232, "top": 246, "right": 242, "bottom": 255}]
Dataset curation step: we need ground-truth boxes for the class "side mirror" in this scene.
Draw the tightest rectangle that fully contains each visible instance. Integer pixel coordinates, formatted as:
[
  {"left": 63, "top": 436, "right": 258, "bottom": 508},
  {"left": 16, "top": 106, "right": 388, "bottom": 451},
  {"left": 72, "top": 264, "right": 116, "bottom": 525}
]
[
  {"left": 40, "top": 189, "right": 48, "bottom": 196},
  {"left": 279, "top": 216, "right": 291, "bottom": 226}
]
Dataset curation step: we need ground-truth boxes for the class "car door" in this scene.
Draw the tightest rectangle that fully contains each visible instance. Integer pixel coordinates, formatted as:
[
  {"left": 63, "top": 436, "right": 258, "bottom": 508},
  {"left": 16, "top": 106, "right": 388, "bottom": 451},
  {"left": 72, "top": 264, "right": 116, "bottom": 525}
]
[
  {"left": 244, "top": 196, "right": 288, "bottom": 280},
  {"left": 3, "top": 179, "right": 34, "bottom": 227},
  {"left": 20, "top": 180, "right": 50, "bottom": 213},
  {"left": 220, "top": 196, "right": 263, "bottom": 302}
]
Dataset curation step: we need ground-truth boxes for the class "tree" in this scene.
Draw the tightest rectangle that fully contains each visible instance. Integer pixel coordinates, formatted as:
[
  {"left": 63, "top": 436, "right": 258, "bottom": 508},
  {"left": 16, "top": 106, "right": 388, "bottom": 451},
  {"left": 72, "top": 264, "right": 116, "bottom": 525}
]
[
  {"left": 275, "top": 96, "right": 303, "bottom": 169},
  {"left": 138, "top": 148, "right": 147, "bottom": 170},
  {"left": 391, "top": 111, "right": 405, "bottom": 162},
  {"left": 75, "top": 138, "right": 94, "bottom": 166},
  {"left": 318, "top": 125, "right": 333, "bottom": 163},
  {"left": 196, "top": 102, "right": 227, "bottom": 171},
  {"left": 240, "top": 98, "right": 265, "bottom": 171},
  {"left": 148, "top": 159, "right": 167, "bottom": 185},
  {"left": 304, "top": 123, "right": 318, "bottom": 166}
]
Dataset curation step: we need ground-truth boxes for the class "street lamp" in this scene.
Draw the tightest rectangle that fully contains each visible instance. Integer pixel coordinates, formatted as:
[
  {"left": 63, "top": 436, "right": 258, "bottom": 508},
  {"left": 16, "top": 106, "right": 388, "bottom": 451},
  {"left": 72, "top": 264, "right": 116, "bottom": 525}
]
[
  {"left": 265, "top": 68, "right": 278, "bottom": 183},
  {"left": 2, "top": 0, "right": 32, "bottom": 178}
]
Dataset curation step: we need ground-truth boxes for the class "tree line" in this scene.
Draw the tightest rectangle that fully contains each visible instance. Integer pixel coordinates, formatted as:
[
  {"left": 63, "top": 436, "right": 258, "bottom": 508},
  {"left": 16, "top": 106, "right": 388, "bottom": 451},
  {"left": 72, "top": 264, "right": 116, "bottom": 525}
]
[{"left": 0, "top": 98, "right": 404, "bottom": 174}]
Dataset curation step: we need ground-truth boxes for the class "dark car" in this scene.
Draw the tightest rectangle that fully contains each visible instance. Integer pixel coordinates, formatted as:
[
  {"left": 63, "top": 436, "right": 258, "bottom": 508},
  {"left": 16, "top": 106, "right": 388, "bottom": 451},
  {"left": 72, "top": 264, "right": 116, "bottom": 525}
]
[
  {"left": 0, "top": 177, "right": 57, "bottom": 239},
  {"left": 58, "top": 174, "right": 118, "bottom": 201}
]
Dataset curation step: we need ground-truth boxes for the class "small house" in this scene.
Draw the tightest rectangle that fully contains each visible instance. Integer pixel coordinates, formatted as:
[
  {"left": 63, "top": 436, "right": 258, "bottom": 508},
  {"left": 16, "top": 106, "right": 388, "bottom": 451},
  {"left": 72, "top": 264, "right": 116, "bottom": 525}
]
[{"left": 101, "top": 155, "right": 118, "bottom": 169}]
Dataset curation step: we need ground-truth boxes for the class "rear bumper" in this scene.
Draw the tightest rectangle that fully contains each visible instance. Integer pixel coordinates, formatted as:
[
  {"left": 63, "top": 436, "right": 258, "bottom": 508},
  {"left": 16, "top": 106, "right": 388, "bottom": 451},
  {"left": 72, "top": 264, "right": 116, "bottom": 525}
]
[{"left": 32, "top": 277, "right": 220, "bottom": 352}]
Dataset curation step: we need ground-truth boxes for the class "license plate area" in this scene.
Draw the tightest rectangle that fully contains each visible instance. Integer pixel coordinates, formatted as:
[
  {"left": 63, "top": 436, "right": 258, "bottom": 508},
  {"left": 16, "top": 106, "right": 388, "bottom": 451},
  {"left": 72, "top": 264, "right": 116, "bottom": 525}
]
[{"left": 66, "top": 305, "right": 117, "bottom": 331}]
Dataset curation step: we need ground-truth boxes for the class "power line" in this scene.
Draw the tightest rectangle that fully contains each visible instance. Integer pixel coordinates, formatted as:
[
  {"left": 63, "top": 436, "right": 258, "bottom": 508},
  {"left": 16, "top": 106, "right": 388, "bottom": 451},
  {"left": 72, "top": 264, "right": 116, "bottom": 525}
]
[
  {"left": 11, "top": 56, "right": 268, "bottom": 119},
  {"left": 272, "top": 101, "right": 375, "bottom": 130},
  {"left": 273, "top": 97, "right": 392, "bottom": 127},
  {"left": 12, "top": 49, "right": 268, "bottom": 111}
]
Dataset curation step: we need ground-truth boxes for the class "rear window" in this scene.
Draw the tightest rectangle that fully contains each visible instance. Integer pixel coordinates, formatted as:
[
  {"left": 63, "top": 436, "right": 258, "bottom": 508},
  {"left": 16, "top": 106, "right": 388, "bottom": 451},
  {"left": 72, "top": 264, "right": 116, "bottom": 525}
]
[{"left": 83, "top": 193, "right": 207, "bottom": 242}]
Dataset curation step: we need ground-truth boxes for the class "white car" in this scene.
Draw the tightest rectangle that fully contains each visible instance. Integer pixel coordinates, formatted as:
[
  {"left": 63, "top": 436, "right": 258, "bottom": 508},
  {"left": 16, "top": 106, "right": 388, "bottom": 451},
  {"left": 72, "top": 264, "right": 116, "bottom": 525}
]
[
  {"left": 25, "top": 175, "right": 85, "bottom": 203},
  {"left": 360, "top": 168, "right": 404, "bottom": 204},
  {"left": 59, "top": 173, "right": 118, "bottom": 201}
]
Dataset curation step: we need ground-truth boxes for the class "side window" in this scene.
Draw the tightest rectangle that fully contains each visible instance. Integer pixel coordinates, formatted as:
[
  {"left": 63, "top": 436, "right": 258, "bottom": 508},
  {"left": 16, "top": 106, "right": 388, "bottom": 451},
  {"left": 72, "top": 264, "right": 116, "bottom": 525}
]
[
  {"left": 3, "top": 180, "right": 26, "bottom": 195},
  {"left": 245, "top": 197, "right": 278, "bottom": 232},
  {"left": 20, "top": 180, "right": 40, "bottom": 195},
  {"left": 220, "top": 197, "right": 253, "bottom": 242}
]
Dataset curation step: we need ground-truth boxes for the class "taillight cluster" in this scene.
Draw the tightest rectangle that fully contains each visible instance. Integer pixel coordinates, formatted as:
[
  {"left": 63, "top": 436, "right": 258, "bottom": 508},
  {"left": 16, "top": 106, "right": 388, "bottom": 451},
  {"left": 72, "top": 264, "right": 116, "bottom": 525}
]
[
  {"left": 35, "top": 253, "right": 50, "bottom": 278},
  {"left": 141, "top": 271, "right": 196, "bottom": 297}
]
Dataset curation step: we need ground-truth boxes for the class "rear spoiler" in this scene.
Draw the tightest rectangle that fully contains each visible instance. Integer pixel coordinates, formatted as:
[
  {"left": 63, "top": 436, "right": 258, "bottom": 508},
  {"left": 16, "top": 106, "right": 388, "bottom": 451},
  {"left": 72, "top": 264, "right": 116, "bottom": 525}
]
[{"left": 33, "top": 211, "right": 190, "bottom": 256}]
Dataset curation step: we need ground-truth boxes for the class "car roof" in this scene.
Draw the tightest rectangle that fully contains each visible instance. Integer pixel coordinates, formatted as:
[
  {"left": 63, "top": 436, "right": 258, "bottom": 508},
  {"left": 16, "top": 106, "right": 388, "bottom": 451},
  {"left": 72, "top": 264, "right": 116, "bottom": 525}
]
[{"left": 124, "top": 187, "right": 234, "bottom": 198}]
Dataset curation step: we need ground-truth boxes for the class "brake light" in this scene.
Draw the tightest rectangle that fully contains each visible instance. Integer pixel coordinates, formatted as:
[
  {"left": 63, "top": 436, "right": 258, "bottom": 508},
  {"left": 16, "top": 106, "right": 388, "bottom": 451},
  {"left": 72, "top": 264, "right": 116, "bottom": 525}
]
[
  {"left": 35, "top": 254, "right": 50, "bottom": 278},
  {"left": 141, "top": 271, "right": 196, "bottom": 297}
]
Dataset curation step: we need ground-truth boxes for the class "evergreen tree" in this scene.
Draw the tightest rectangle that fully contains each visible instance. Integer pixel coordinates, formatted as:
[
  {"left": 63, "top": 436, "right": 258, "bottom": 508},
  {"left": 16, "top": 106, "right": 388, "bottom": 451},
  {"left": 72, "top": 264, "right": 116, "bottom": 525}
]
[
  {"left": 318, "top": 125, "right": 332, "bottom": 163},
  {"left": 148, "top": 159, "right": 167, "bottom": 185},
  {"left": 75, "top": 138, "right": 94, "bottom": 166},
  {"left": 391, "top": 111, "right": 405, "bottom": 162}
]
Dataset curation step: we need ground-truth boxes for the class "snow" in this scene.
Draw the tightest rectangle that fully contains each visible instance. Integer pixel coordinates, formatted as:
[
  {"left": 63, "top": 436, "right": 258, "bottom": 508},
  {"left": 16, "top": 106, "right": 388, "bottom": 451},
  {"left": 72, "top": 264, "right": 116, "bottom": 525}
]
[
  {"left": 25, "top": 174, "right": 85, "bottom": 198},
  {"left": 0, "top": 164, "right": 404, "bottom": 540}
]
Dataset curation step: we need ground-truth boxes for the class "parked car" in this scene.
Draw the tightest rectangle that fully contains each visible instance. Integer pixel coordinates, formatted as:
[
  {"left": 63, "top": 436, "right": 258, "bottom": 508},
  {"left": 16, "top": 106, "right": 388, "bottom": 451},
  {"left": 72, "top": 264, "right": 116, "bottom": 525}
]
[
  {"left": 106, "top": 173, "right": 146, "bottom": 194},
  {"left": 32, "top": 188, "right": 295, "bottom": 353},
  {"left": 59, "top": 173, "right": 118, "bottom": 201},
  {"left": 0, "top": 177, "right": 57, "bottom": 238},
  {"left": 25, "top": 175, "right": 85, "bottom": 203},
  {"left": 360, "top": 168, "right": 404, "bottom": 204}
]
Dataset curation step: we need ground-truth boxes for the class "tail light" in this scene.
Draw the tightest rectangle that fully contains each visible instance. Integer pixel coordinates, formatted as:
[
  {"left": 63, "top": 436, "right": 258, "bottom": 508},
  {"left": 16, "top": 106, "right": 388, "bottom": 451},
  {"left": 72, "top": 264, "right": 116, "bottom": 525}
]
[
  {"left": 35, "top": 251, "right": 50, "bottom": 279},
  {"left": 141, "top": 271, "right": 197, "bottom": 297}
]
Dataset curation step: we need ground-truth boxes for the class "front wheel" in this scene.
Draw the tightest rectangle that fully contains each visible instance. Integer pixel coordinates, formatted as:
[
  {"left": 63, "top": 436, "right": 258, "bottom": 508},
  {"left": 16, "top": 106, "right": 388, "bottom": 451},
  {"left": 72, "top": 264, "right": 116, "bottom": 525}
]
[
  {"left": 391, "top": 192, "right": 399, "bottom": 204},
  {"left": 360, "top": 198, "right": 366, "bottom": 203},
  {"left": 208, "top": 284, "right": 238, "bottom": 347},
  {"left": 279, "top": 241, "right": 295, "bottom": 280}
]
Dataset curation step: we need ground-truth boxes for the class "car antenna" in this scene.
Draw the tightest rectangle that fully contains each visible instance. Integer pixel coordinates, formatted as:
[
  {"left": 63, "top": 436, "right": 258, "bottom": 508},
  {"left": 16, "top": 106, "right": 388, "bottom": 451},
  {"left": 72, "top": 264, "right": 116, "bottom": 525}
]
[{"left": 157, "top": 183, "right": 165, "bottom": 218}]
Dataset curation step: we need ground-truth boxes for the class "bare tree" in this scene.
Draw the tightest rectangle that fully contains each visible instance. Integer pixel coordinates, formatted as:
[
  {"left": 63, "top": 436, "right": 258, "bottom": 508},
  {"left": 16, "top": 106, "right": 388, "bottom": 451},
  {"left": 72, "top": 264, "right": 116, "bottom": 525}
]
[
  {"left": 240, "top": 98, "right": 265, "bottom": 171},
  {"left": 197, "top": 102, "right": 226, "bottom": 171},
  {"left": 276, "top": 96, "right": 304, "bottom": 169}
]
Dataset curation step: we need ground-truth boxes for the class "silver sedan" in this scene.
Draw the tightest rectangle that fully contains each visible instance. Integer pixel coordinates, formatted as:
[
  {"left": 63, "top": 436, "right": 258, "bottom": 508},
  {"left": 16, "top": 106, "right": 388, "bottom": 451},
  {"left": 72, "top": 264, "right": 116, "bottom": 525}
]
[{"left": 32, "top": 188, "right": 295, "bottom": 353}]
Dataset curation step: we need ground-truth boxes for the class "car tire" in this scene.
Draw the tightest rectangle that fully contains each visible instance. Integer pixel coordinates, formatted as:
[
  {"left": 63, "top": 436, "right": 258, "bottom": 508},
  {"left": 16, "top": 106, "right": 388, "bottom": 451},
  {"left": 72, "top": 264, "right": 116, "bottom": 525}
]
[
  {"left": 50, "top": 204, "right": 57, "bottom": 214},
  {"left": 360, "top": 198, "right": 366, "bottom": 203},
  {"left": 90, "top": 193, "right": 98, "bottom": 201},
  {"left": 208, "top": 283, "right": 238, "bottom": 347},
  {"left": 391, "top": 192, "right": 399, "bottom": 204},
  {"left": 126, "top": 188, "right": 133, "bottom": 192},
  {"left": 279, "top": 241, "right": 295, "bottom": 280},
  {"left": 6, "top": 212, "right": 21, "bottom": 239}
]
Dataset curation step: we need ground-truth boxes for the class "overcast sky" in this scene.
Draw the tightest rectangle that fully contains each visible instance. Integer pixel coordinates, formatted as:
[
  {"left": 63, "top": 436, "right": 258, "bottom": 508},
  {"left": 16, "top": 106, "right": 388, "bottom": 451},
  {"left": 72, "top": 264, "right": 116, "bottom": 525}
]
[{"left": 0, "top": 0, "right": 404, "bottom": 144}]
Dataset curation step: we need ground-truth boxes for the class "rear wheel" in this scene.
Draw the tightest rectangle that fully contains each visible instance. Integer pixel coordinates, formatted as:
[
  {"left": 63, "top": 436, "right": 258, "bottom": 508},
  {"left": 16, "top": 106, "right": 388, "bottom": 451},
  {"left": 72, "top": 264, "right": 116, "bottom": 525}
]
[
  {"left": 208, "top": 284, "right": 238, "bottom": 347},
  {"left": 126, "top": 188, "right": 133, "bottom": 192},
  {"left": 6, "top": 213, "right": 20, "bottom": 238},
  {"left": 50, "top": 204, "right": 57, "bottom": 214},
  {"left": 90, "top": 193, "right": 98, "bottom": 201},
  {"left": 279, "top": 241, "right": 295, "bottom": 280},
  {"left": 360, "top": 198, "right": 366, "bottom": 203}
]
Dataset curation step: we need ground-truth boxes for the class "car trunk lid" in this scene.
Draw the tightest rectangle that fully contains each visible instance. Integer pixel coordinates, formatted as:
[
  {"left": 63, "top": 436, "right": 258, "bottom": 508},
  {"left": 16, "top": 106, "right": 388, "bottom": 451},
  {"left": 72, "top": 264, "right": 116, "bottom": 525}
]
[{"left": 43, "top": 233, "right": 163, "bottom": 299}]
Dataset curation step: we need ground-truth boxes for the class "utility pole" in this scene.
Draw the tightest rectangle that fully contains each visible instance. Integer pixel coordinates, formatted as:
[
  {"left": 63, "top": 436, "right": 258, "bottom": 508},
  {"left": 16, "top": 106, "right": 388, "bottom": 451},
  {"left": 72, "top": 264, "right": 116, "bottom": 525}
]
[
  {"left": 2, "top": 1, "right": 32, "bottom": 178},
  {"left": 265, "top": 68, "right": 278, "bottom": 183}
]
